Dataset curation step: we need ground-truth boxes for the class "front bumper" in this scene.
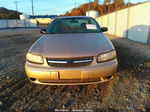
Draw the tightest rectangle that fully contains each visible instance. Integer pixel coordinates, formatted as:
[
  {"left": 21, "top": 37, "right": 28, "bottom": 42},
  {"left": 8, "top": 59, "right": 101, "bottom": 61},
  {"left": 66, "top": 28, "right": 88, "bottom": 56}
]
[{"left": 25, "top": 59, "right": 117, "bottom": 85}]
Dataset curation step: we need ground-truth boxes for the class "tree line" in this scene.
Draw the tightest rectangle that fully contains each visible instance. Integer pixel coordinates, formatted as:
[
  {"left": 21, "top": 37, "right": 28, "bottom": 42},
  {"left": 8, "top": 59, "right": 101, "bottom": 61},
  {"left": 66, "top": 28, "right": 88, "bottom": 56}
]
[
  {"left": 0, "top": 7, "right": 21, "bottom": 19},
  {"left": 62, "top": 0, "right": 138, "bottom": 16},
  {"left": 0, "top": 0, "right": 143, "bottom": 19}
]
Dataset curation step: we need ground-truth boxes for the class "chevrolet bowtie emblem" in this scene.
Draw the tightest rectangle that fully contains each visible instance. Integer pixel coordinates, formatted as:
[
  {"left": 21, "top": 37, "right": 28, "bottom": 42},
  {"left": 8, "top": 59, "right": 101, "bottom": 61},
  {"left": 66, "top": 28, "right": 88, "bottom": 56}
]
[{"left": 67, "top": 60, "right": 74, "bottom": 63}]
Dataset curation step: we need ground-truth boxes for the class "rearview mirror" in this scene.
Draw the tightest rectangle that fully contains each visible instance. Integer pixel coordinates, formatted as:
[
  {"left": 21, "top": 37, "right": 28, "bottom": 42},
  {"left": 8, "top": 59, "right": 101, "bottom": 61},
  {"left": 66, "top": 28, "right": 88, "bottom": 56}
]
[
  {"left": 101, "top": 27, "right": 108, "bottom": 32},
  {"left": 40, "top": 29, "right": 46, "bottom": 34}
]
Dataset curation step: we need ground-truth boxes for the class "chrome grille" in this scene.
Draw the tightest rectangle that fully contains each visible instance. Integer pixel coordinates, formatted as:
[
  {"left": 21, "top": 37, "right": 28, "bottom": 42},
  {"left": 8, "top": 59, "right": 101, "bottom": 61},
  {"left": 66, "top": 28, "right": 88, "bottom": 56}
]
[{"left": 46, "top": 57, "right": 93, "bottom": 67}]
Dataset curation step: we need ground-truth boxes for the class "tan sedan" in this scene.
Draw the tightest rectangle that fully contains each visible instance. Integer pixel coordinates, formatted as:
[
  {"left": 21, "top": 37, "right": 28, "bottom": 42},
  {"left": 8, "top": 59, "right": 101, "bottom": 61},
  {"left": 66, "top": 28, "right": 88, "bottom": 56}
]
[{"left": 25, "top": 16, "right": 117, "bottom": 85}]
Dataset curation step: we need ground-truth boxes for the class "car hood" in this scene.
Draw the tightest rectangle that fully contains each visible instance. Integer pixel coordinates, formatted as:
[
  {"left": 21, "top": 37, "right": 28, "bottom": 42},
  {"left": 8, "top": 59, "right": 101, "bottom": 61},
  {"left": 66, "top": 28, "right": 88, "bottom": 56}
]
[{"left": 29, "top": 33, "right": 114, "bottom": 58}]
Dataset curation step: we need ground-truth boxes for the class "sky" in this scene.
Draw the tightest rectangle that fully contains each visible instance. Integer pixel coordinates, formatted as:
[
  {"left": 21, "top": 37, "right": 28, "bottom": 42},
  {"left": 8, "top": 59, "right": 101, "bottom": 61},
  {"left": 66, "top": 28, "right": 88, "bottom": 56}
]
[{"left": 0, "top": 0, "right": 149, "bottom": 15}]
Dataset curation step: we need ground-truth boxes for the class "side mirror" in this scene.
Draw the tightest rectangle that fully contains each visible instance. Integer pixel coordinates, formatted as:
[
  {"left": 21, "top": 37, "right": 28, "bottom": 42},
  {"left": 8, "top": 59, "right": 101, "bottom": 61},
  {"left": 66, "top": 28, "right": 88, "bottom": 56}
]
[
  {"left": 101, "top": 27, "right": 108, "bottom": 32},
  {"left": 40, "top": 29, "right": 46, "bottom": 34}
]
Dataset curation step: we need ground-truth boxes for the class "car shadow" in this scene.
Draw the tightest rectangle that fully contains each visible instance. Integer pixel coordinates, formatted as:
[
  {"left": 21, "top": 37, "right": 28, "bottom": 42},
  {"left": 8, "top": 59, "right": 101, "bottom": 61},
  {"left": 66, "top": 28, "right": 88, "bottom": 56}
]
[{"left": 111, "top": 38, "right": 150, "bottom": 72}]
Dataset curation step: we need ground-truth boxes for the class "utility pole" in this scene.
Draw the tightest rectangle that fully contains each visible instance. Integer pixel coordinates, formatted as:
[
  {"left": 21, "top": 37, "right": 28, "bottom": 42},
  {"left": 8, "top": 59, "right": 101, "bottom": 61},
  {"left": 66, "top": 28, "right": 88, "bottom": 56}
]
[
  {"left": 75, "top": 2, "right": 76, "bottom": 8},
  {"left": 14, "top": 1, "right": 18, "bottom": 27},
  {"left": 14, "top": 1, "right": 18, "bottom": 18},
  {"left": 31, "top": 0, "right": 34, "bottom": 16}
]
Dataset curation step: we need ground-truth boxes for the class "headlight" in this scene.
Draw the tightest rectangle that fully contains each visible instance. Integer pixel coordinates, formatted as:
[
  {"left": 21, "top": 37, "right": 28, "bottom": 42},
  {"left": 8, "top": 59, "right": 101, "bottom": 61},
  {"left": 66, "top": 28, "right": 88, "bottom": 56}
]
[
  {"left": 97, "top": 50, "right": 116, "bottom": 62},
  {"left": 26, "top": 53, "right": 44, "bottom": 64}
]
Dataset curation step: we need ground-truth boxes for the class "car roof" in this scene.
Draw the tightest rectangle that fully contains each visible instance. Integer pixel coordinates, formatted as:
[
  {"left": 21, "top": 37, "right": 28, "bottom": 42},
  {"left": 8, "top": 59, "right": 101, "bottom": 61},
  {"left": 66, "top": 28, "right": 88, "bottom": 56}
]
[{"left": 54, "top": 16, "right": 93, "bottom": 20}]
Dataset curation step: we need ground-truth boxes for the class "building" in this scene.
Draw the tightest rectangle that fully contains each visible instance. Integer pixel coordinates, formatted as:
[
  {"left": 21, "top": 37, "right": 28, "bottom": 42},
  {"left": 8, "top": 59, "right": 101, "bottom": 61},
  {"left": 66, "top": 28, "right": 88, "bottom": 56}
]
[{"left": 20, "top": 14, "right": 57, "bottom": 25}]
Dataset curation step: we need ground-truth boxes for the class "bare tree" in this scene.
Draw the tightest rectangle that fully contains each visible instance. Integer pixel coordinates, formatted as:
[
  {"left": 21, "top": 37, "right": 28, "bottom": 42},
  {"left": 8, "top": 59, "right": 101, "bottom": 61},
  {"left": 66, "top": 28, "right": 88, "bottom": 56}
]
[
  {"left": 113, "top": 0, "right": 125, "bottom": 9},
  {"left": 104, "top": 0, "right": 111, "bottom": 4},
  {"left": 94, "top": 0, "right": 99, "bottom": 3}
]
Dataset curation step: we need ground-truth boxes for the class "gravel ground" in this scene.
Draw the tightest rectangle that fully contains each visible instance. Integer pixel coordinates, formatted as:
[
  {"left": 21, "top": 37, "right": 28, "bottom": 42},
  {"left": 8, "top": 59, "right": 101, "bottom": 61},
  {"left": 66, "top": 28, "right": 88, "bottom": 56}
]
[{"left": 0, "top": 29, "right": 149, "bottom": 112}]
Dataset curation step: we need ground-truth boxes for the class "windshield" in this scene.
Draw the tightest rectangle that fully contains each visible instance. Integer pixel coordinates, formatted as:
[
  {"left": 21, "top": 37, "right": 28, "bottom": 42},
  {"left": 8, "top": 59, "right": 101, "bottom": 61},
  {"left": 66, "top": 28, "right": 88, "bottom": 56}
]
[{"left": 47, "top": 18, "right": 101, "bottom": 34}]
